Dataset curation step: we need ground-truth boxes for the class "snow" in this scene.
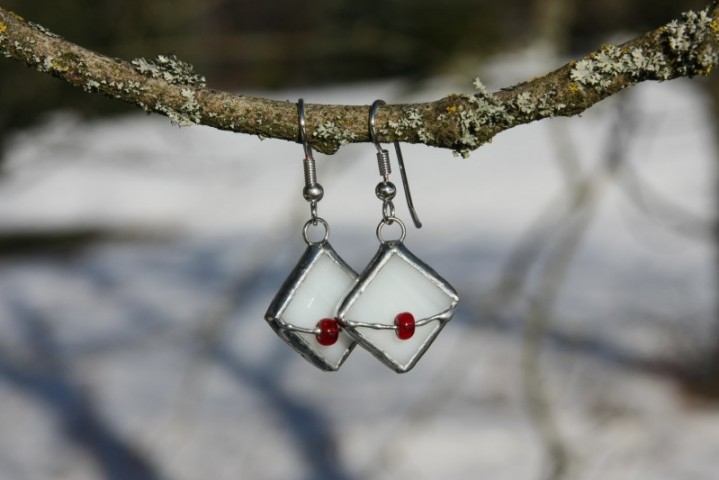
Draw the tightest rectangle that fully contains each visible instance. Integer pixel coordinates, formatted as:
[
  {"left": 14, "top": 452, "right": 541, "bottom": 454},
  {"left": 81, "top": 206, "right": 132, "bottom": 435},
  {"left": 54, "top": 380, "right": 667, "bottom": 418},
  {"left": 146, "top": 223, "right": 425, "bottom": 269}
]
[{"left": 0, "top": 59, "right": 717, "bottom": 479}]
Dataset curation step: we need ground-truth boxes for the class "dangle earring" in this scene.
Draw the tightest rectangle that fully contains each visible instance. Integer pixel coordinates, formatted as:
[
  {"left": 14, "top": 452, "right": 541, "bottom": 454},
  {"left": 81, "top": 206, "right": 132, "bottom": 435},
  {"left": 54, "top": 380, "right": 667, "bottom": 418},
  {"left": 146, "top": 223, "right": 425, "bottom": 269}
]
[
  {"left": 337, "top": 100, "right": 459, "bottom": 373},
  {"left": 265, "top": 99, "right": 357, "bottom": 371}
]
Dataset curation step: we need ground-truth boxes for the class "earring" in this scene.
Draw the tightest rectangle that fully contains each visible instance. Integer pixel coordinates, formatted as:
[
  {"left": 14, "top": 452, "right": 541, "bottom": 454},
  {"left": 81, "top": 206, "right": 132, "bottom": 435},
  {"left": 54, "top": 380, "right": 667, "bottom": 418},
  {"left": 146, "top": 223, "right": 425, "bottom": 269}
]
[
  {"left": 337, "top": 100, "right": 460, "bottom": 373},
  {"left": 265, "top": 99, "right": 357, "bottom": 371}
]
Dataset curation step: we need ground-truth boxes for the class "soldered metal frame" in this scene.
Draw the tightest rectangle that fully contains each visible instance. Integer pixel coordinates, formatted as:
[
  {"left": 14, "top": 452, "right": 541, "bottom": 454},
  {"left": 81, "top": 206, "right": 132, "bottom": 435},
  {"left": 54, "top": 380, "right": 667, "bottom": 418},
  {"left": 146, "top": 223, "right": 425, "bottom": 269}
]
[
  {"left": 338, "top": 240, "right": 459, "bottom": 373},
  {"left": 265, "top": 241, "right": 357, "bottom": 371}
]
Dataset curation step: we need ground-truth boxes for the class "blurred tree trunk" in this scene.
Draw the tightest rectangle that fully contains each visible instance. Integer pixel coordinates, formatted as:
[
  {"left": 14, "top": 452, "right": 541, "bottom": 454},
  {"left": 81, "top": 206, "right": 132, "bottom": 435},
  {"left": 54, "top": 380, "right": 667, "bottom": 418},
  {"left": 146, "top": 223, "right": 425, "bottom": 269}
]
[
  {"left": 533, "top": 0, "right": 576, "bottom": 53},
  {"left": 709, "top": 75, "right": 719, "bottom": 384},
  {"left": 524, "top": 2, "right": 577, "bottom": 480}
]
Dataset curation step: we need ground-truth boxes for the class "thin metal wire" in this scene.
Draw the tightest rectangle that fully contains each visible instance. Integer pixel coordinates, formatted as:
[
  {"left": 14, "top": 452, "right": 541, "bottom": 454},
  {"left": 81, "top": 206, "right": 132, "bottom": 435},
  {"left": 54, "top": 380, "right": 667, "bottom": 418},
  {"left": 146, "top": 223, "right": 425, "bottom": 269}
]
[
  {"left": 369, "top": 99, "right": 422, "bottom": 229},
  {"left": 298, "top": 98, "right": 313, "bottom": 162},
  {"left": 394, "top": 141, "right": 422, "bottom": 228},
  {"left": 368, "top": 100, "right": 385, "bottom": 155},
  {"left": 298, "top": 99, "right": 322, "bottom": 223}
]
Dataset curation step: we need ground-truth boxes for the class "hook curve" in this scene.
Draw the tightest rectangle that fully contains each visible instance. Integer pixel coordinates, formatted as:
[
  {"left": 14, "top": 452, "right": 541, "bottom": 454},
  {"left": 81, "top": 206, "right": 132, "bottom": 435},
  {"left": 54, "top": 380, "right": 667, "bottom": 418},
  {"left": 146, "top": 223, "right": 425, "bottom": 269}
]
[
  {"left": 369, "top": 99, "right": 385, "bottom": 154},
  {"left": 297, "top": 98, "right": 313, "bottom": 161},
  {"left": 369, "top": 100, "right": 422, "bottom": 229},
  {"left": 297, "top": 98, "right": 323, "bottom": 223},
  {"left": 393, "top": 140, "right": 422, "bottom": 228}
]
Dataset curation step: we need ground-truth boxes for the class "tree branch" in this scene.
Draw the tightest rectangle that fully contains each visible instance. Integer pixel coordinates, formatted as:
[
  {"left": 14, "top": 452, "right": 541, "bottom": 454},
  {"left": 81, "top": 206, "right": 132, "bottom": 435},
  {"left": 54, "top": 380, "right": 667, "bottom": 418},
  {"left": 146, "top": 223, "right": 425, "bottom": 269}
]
[{"left": 1, "top": 5, "right": 718, "bottom": 155}]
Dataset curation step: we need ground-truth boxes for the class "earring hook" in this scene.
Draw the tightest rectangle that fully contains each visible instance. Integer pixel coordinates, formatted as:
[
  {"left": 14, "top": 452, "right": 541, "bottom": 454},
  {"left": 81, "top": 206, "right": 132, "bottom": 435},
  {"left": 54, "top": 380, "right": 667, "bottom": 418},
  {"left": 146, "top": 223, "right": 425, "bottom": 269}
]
[
  {"left": 368, "top": 100, "right": 384, "bottom": 155},
  {"left": 297, "top": 99, "right": 323, "bottom": 224},
  {"left": 298, "top": 98, "right": 313, "bottom": 161},
  {"left": 369, "top": 100, "right": 422, "bottom": 229}
]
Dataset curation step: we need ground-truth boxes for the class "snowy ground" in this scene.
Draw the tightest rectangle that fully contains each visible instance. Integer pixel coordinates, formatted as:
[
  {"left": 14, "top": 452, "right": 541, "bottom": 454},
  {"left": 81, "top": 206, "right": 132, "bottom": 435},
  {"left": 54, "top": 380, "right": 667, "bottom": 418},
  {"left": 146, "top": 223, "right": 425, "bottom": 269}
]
[{"left": 0, "top": 61, "right": 717, "bottom": 479}]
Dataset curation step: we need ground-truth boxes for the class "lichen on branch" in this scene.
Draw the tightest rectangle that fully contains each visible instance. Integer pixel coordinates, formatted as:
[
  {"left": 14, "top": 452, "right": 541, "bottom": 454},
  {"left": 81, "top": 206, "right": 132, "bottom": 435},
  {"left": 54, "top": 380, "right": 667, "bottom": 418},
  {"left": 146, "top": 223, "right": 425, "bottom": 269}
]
[{"left": 1, "top": 3, "right": 718, "bottom": 156}]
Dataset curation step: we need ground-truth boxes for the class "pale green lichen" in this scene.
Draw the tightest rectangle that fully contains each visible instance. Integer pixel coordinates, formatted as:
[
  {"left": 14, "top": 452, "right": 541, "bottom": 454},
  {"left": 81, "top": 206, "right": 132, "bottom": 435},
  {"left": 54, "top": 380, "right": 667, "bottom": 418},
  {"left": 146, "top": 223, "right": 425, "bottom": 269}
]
[
  {"left": 457, "top": 77, "right": 570, "bottom": 156},
  {"left": 417, "top": 127, "right": 433, "bottom": 143},
  {"left": 155, "top": 103, "right": 190, "bottom": 127},
  {"left": 570, "top": 8, "right": 718, "bottom": 87},
  {"left": 314, "top": 120, "right": 356, "bottom": 145},
  {"left": 594, "top": 46, "right": 623, "bottom": 74},
  {"left": 151, "top": 88, "right": 202, "bottom": 127},
  {"left": 453, "top": 77, "right": 515, "bottom": 157},
  {"left": 472, "top": 77, "right": 491, "bottom": 97},
  {"left": 82, "top": 76, "right": 149, "bottom": 111},
  {"left": 380, "top": 107, "right": 433, "bottom": 143},
  {"left": 36, "top": 53, "right": 73, "bottom": 74},
  {"left": 405, "top": 108, "right": 423, "bottom": 127},
  {"left": 536, "top": 89, "right": 566, "bottom": 116},
  {"left": 665, "top": 9, "right": 718, "bottom": 75},
  {"left": 180, "top": 88, "right": 201, "bottom": 122},
  {"left": 41, "top": 55, "right": 54, "bottom": 72},
  {"left": 28, "top": 21, "right": 60, "bottom": 38},
  {"left": 131, "top": 54, "right": 206, "bottom": 87},
  {"left": 514, "top": 91, "right": 534, "bottom": 115}
]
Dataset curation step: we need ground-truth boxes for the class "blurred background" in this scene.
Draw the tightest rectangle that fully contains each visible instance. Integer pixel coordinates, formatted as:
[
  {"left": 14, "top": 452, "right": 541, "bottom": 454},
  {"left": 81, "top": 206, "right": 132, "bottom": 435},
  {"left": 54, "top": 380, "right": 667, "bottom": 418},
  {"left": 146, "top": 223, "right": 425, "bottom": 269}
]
[{"left": 0, "top": 1, "right": 718, "bottom": 479}]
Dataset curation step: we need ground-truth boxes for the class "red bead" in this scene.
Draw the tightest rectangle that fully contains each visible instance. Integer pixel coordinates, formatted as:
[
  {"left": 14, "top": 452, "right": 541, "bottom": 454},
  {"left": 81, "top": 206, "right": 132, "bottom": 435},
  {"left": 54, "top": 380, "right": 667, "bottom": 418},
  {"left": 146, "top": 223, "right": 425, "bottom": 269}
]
[
  {"left": 394, "top": 312, "right": 415, "bottom": 340},
  {"left": 316, "top": 318, "right": 340, "bottom": 346}
]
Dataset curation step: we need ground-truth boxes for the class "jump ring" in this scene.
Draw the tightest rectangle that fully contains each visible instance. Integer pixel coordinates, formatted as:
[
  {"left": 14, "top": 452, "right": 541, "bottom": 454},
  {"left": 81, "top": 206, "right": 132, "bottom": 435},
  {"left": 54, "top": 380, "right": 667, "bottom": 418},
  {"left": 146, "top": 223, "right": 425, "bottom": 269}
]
[
  {"left": 376, "top": 216, "right": 406, "bottom": 244},
  {"left": 303, "top": 217, "right": 329, "bottom": 245}
]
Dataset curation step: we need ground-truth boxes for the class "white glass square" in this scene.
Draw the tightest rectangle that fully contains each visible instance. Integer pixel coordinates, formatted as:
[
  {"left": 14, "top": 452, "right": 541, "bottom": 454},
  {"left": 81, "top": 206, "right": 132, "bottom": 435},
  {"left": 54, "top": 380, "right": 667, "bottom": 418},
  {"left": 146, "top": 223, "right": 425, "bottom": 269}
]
[
  {"left": 265, "top": 242, "right": 357, "bottom": 371},
  {"left": 338, "top": 242, "right": 459, "bottom": 373}
]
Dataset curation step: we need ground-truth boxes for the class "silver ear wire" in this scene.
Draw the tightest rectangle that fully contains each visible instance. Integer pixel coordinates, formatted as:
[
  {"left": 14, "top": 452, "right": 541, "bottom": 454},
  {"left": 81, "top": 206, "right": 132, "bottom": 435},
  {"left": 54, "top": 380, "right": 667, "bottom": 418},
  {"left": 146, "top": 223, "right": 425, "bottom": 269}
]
[
  {"left": 298, "top": 99, "right": 323, "bottom": 223},
  {"left": 298, "top": 98, "right": 313, "bottom": 161},
  {"left": 369, "top": 100, "right": 422, "bottom": 229},
  {"left": 393, "top": 140, "right": 422, "bottom": 229}
]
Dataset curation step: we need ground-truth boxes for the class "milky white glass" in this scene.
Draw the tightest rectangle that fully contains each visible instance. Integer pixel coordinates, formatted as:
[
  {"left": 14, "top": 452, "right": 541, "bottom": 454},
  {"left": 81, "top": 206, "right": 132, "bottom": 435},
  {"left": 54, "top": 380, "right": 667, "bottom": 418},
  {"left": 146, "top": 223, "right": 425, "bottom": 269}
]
[
  {"left": 266, "top": 242, "right": 357, "bottom": 371},
  {"left": 339, "top": 242, "right": 459, "bottom": 373}
]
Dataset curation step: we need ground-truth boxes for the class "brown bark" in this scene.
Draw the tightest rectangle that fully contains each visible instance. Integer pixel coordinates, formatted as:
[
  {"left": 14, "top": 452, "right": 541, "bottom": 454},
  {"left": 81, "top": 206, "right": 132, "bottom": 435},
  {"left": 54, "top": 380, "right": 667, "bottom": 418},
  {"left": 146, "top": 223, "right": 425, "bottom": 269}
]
[{"left": 1, "top": 4, "right": 718, "bottom": 155}]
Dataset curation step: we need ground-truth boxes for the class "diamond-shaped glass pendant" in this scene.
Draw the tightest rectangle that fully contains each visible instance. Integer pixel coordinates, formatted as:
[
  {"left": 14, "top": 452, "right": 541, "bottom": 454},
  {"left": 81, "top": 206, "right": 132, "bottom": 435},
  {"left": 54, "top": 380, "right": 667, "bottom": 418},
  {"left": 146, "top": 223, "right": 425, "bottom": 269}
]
[
  {"left": 265, "top": 241, "right": 357, "bottom": 371},
  {"left": 338, "top": 240, "right": 459, "bottom": 373}
]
